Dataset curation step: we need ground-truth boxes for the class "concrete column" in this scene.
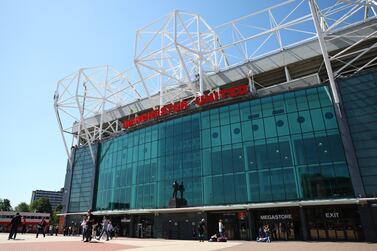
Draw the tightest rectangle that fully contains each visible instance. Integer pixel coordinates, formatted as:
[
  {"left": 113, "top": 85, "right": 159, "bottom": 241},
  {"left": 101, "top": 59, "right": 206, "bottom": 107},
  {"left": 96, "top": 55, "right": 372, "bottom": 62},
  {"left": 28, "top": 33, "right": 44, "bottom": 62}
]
[
  {"left": 89, "top": 144, "right": 99, "bottom": 210},
  {"left": 62, "top": 154, "right": 74, "bottom": 214},
  {"left": 299, "top": 206, "right": 309, "bottom": 241},
  {"left": 248, "top": 210, "right": 255, "bottom": 240},
  {"left": 359, "top": 203, "right": 377, "bottom": 242}
]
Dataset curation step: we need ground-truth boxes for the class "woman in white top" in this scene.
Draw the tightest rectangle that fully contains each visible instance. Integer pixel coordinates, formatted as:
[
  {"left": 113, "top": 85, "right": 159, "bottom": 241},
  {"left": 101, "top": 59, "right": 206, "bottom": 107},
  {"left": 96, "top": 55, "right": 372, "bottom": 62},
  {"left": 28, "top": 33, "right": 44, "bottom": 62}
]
[
  {"left": 218, "top": 219, "right": 225, "bottom": 237},
  {"left": 80, "top": 216, "right": 87, "bottom": 241}
]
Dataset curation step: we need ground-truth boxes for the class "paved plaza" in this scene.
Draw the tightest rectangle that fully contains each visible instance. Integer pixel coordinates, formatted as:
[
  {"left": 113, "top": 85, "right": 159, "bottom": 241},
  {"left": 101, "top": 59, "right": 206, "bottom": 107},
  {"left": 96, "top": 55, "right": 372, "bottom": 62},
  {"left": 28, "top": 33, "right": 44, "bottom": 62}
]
[{"left": 0, "top": 233, "right": 376, "bottom": 251}]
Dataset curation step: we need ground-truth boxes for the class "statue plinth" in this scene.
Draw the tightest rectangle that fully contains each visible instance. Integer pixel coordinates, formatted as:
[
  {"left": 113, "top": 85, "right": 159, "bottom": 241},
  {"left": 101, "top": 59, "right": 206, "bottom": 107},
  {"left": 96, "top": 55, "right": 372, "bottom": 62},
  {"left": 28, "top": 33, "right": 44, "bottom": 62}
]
[{"left": 169, "top": 198, "right": 187, "bottom": 208}]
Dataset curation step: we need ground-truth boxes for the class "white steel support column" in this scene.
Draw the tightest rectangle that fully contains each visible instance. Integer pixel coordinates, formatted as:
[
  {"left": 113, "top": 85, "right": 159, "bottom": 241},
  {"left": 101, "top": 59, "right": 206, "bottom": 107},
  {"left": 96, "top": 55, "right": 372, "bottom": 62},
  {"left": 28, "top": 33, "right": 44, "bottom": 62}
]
[
  {"left": 75, "top": 72, "right": 96, "bottom": 164},
  {"left": 160, "top": 30, "right": 165, "bottom": 107},
  {"left": 284, "top": 66, "right": 291, "bottom": 82},
  {"left": 197, "top": 14, "right": 204, "bottom": 95},
  {"left": 54, "top": 92, "right": 73, "bottom": 168},
  {"left": 98, "top": 65, "right": 109, "bottom": 141},
  {"left": 310, "top": 0, "right": 366, "bottom": 200},
  {"left": 309, "top": 0, "right": 341, "bottom": 114},
  {"left": 247, "top": 70, "right": 255, "bottom": 94}
]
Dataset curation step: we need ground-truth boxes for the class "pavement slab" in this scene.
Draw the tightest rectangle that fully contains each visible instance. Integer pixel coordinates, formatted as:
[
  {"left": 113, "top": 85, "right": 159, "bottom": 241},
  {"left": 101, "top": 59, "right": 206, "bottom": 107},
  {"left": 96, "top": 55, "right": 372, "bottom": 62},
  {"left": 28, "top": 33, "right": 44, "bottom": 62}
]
[{"left": 0, "top": 233, "right": 376, "bottom": 251}]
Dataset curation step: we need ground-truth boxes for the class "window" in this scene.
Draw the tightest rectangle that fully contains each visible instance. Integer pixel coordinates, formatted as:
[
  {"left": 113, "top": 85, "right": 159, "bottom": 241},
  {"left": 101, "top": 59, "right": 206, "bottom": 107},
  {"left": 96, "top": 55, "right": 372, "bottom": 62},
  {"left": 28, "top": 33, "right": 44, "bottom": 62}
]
[{"left": 90, "top": 85, "right": 352, "bottom": 211}]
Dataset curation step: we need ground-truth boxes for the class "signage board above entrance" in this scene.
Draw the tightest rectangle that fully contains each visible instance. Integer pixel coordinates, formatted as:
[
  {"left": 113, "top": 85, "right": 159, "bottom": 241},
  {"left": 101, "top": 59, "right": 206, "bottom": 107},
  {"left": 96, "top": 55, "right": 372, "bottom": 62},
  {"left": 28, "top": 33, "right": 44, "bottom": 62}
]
[
  {"left": 260, "top": 214, "right": 292, "bottom": 220},
  {"left": 122, "top": 84, "right": 249, "bottom": 129}
]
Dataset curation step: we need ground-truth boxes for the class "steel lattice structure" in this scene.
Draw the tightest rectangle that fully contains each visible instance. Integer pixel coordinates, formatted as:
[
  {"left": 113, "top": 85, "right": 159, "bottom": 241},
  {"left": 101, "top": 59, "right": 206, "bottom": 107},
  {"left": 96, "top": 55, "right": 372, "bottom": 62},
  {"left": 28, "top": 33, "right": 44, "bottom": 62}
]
[
  {"left": 54, "top": 0, "right": 377, "bottom": 165},
  {"left": 134, "top": 10, "right": 227, "bottom": 102}
]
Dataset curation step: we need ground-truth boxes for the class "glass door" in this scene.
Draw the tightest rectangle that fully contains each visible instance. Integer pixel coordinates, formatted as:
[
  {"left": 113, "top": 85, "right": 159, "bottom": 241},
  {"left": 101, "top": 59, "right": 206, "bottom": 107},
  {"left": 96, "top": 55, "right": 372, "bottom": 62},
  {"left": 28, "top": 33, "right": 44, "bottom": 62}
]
[{"left": 306, "top": 205, "right": 363, "bottom": 241}]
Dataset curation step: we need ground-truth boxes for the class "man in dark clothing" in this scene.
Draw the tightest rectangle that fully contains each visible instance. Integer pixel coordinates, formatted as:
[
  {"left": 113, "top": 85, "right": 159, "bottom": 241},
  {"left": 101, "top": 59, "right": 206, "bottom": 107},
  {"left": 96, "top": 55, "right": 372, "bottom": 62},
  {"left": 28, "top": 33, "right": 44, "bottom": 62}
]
[
  {"left": 8, "top": 213, "right": 22, "bottom": 240},
  {"left": 84, "top": 209, "right": 95, "bottom": 242},
  {"left": 197, "top": 218, "right": 206, "bottom": 242},
  {"left": 36, "top": 217, "right": 47, "bottom": 238}
]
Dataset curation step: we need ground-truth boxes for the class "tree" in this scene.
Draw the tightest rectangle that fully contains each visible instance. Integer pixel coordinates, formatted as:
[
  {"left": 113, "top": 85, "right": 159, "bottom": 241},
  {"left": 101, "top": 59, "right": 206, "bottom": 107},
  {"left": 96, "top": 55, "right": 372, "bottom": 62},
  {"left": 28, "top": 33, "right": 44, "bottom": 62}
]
[
  {"left": 0, "top": 198, "right": 12, "bottom": 211},
  {"left": 50, "top": 211, "right": 59, "bottom": 225},
  {"left": 30, "top": 198, "right": 52, "bottom": 213},
  {"left": 15, "top": 202, "right": 30, "bottom": 212},
  {"left": 55, "top": 204, "right": 63, "bottom": 213},
  {"left": 49, "top": 204, "right": 64, "bottom": 225}
]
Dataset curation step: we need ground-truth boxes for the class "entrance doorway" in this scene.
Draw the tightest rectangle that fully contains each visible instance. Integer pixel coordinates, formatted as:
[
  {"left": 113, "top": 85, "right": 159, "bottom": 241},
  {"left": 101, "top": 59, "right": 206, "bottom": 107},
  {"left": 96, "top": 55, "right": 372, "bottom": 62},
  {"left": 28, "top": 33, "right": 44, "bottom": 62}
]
[
  {"left": 253, "top": 208, "right": 300, "bottom": 241},
  {"left": 132, "top": 215, "right": 154, "bottom": 238},
  {"left": 306, "top": 205, "right": 363, "bottom": 241},
  {"left": 154, "top": 213, "right": 203, "bottom": 240},
  {"left": 207, "top": 211, "right": 250, "bottom": 240}
]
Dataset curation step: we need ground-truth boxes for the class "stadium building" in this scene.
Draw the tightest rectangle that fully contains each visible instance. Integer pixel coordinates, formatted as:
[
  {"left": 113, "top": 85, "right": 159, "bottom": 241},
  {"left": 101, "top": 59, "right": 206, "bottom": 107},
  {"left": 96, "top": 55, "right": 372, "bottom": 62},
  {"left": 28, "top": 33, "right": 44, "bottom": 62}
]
[{"left": 55, "top": 0, "right": 377, "bottom": 242}]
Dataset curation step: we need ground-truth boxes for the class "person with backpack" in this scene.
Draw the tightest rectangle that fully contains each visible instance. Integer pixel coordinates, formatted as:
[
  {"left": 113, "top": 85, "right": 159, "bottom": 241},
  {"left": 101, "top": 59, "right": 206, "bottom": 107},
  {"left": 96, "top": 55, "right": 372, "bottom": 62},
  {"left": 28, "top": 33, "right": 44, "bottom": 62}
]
[{"left": 36, "top": 217, "right": 47, "bottom": 238}]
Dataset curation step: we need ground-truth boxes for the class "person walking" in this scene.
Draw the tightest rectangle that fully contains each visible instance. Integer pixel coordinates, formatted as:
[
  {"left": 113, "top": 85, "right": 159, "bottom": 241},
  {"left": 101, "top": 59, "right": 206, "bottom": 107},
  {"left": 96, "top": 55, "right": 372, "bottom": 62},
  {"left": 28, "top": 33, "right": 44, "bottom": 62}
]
[
  {"left": 21, "top": 216, "right": 26, "bottom": 234},
  {"left": 84, "top": 209, "right": 94, "bottom": 242},
  {"left": 80, "top": 216, "right": 87, "bottom": 241},
  {"left": 8, "top": 213, "right": 21, "bottom": 240},
  {"left": 49, "top": 225, "right": 53, "bottom": 236},
  {"left": 197, "top": 218, "right": 206, "bottom": 242},
  {"left": 107, "top": 221, "right": 113, "bottom": 240},
  {"left": 96, "top": 216, "right": 109, "bottom": 241},
  {"left": 36, "top": 217, "right": 47, "bottom": 238}
]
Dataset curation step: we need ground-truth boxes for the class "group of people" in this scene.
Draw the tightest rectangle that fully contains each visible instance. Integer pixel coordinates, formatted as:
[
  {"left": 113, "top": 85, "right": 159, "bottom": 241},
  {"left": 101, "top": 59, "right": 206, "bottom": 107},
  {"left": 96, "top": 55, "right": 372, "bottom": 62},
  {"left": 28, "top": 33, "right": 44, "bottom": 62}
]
[
  {"left": 256, "top": 225, "right": 271, "bottom": 243},
  {"left": 208, "top": 219, "right": 227, "bottom": 242},
  {"left": 194, "top": 218, "right": 227, "bottom": 243},
  {"left": 7, "top": 210, "right": 277, "bottom": 244},
  {"left": 7, "top": 213, "right": 51, "bottom": 240},
  {"left": 80, "top": 209, "right": 116, "bottom": 242},
  {"left": 48, "top": 224, "right": 59, "bottom": 236}
]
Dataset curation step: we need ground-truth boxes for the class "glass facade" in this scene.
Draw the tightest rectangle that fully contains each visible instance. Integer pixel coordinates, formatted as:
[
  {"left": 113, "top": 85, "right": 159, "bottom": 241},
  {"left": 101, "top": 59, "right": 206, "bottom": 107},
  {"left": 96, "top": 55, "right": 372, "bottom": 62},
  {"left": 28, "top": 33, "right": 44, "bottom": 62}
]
[
  {"left": 93, "top": 85, "right": 354, "bottom": 211},
  {"left": 339, "top": 70, "right": 377, "bottom": 195},
  {"left": 68, "top": 146, "right": 97, "bottom": 212}
]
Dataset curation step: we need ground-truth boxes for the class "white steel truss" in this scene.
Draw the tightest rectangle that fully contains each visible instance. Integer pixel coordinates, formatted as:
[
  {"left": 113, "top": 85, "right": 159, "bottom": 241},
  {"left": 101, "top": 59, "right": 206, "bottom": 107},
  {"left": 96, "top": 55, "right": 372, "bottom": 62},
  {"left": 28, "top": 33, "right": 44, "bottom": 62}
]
[
  {"left": 134, "top": 10, "right": 227, "bottom": 106},
  {"left": 315, "top": 0, "right": 377, "bottom": 79},
  {"left": 55, "top": 0, "right": 377, "bottom": 165},
  {"left": 54, "top": 65, "right": 144, "bottom": 164}
]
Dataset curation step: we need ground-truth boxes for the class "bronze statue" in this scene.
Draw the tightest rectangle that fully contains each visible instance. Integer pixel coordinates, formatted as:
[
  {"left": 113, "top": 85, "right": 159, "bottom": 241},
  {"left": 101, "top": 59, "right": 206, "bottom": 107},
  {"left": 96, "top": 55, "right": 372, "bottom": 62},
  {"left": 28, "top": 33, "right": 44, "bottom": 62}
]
[
  {"left": 172, "top": 180, "right": 179, "bottom": 198},
  {"left": 179, "top": 182, "right": 185, "bottom": 199}
]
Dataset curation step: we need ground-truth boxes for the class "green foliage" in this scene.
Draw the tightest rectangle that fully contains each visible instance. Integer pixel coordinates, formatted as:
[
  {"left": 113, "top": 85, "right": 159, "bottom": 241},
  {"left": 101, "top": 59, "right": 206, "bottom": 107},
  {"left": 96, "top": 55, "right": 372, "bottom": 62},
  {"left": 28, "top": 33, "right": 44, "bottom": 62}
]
[
  {"left": 55, "top": 204, "right": 63, "bottom": 213},
  {"left": 50, "top": 211, "right": 59, "bottom": 225},
  {"left": 30, "top": 198, "right": 52, "bottom": 213},
  {"left": 15, "top": 202, "right": 30, "bottom": 212},
  {"left": 0, "top": 198, "right": 12, "bottom": 211},
  {"left": 49, "top": 204, "right": 63, "bottom": 225}
]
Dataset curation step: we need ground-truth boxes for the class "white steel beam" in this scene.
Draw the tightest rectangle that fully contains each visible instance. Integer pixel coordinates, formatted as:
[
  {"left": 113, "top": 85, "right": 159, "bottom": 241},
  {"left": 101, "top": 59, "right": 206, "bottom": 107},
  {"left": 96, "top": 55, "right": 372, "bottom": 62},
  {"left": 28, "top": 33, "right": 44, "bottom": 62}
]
[{"left": 309, "top": 0, "right": 341, "bottom": 107}]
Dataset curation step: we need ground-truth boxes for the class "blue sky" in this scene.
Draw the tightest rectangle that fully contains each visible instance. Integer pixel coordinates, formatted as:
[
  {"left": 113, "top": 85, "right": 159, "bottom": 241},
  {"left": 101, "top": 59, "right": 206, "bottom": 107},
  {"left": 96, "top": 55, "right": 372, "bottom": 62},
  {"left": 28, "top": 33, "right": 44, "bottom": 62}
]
[{"left": 0, "top": 0, "right": 335, "bottom": 208}]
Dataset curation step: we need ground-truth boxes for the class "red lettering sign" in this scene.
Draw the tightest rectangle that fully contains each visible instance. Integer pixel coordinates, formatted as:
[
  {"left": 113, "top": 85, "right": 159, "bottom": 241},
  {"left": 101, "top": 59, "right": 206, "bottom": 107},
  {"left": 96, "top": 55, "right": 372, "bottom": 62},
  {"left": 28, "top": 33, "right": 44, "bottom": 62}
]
[
  {"left": 122, "top": 84, "right": 249, "bottom": 129},
  {"left": 195, "top": 85, "right": 249, "bottom": 106}
]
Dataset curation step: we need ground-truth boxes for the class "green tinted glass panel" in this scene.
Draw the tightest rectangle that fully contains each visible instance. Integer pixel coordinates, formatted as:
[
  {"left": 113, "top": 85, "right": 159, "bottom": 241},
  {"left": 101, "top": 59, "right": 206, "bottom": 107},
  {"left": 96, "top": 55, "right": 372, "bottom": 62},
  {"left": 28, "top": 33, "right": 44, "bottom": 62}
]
[{"left": 84, "top": 85, "right": 353, "bottom": 211}]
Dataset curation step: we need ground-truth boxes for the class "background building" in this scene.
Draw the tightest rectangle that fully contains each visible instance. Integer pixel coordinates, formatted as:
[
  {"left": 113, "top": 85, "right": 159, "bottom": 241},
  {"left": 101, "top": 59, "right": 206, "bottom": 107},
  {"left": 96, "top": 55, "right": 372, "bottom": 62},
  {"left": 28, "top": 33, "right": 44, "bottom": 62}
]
[
  {"left": 31, "top": 189, "right": 63, "bottom": 210},
  {"left": 55, "top": 0, "right": 377, "bottom": 242}
]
